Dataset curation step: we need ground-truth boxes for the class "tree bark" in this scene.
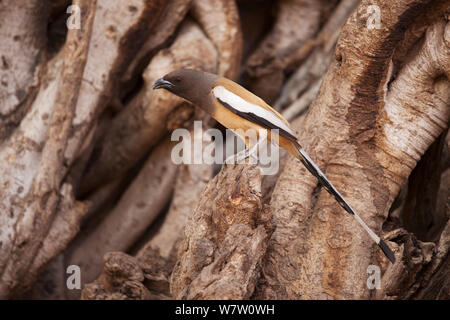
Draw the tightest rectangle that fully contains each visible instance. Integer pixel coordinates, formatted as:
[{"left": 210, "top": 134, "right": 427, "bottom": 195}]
[{"left": 0, "top": 0, "right": 448, "bottom": 300}]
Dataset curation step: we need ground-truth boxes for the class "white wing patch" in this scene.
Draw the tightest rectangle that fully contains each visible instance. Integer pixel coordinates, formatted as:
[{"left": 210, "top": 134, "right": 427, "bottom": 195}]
[{"left": 213, "top": 86, "right": 295, "bottom": 136}]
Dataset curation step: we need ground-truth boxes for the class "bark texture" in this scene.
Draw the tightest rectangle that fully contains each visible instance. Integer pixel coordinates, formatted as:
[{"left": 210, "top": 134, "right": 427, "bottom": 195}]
[
  {"left": 170, "top": 164, "right": 273, "bottom": 299},
  {"left": 0, "top": 0, "right": 48, "bottom": 141},
  {"left": 0, "top": 0, "right": 96, "bottom": 297},
  {"left": 258, "top": 0, "right": 450, "bottom": 299}
]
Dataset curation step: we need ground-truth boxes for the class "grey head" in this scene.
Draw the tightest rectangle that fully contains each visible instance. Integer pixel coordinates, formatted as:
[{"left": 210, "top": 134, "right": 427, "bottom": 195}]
[{"left": 153, "top": 69, "right": 218, "bottom": 108}]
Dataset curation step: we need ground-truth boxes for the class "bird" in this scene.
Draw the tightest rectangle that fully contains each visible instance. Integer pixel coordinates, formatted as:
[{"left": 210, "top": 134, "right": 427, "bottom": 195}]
[{"left": 153, "top": 68, "right": 396, "bottom": 264}]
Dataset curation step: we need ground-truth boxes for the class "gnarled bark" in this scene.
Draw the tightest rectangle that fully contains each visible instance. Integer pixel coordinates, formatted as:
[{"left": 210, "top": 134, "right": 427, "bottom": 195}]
[
  {"left": 0, "top": 0, "right": 48, "bottom": 141},
  {"left": 0, "top": 0, "right": 96, "bottom": 298},
  {"left": 137, "top": 162, "right": 213, "bottom": 262},
  {"left": 258, "top": 0, "right": 450, "bottom": 299},
  {"left": 79, "top": 19, "right": 218, "bottom": 195}
]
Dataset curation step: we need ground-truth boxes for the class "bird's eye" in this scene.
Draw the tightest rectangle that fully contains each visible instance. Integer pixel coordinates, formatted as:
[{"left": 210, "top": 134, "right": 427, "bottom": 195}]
[{"left": 174, "top": 77, "right": 181, "bottom": 83}]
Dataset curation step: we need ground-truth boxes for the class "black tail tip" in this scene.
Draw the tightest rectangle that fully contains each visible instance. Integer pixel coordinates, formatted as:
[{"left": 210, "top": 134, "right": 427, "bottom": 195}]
[{"left": 378, "top": 240, "right": 396, "bottom": 264}]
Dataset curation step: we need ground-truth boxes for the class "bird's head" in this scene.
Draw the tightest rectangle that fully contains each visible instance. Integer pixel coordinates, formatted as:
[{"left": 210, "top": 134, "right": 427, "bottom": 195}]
[{"left": 153, "top": 69, "right": 218, "bottom": 106}]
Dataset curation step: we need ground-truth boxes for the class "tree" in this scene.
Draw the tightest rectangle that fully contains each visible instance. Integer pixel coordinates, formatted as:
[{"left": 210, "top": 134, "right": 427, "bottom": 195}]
[{"left": 0, "top": 0, "right": 448, "bottom": 300}]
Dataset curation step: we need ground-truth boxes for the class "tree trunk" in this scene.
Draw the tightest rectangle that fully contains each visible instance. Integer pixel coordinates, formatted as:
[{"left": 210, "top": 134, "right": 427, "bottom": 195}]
[{"left": 0, "top": 0, "right": 448, "bottom": 300}]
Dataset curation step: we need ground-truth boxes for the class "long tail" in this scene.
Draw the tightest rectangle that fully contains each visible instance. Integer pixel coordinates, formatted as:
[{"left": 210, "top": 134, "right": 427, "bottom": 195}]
[{"left": 293, "top": 143, "right": 395, "bottom": 263}]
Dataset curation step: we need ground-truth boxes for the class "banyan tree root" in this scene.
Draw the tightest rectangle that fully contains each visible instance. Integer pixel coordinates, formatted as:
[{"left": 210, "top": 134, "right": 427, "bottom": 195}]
[
  {"left": 64, "top": 0, "right": 170, "bottom": 166},
  {"left": 0, "top": 0, "right": 97, "bottom": 298},
  {"left": 81, "top": 252, "right": 152, "bottom": 300},
  {"left": 257, "top": 0, "right": 450, "bottom": 299},
  {"left": 81, "top": 161, "right": 214, "bottom": 300},
  {"left": 170, "top": 164, "right": 273, "bottom": 299},
  {"left": 121, "top": 0, "right": 193, "bottom": 87},
  {"left": 275, "top": 0, "right": 361, "bottom": 115},
  {"left": 136, "top": 162, "right": 213, "bottom": 262},
  {"left": 379, "top": 136, "right": 450, "bottom": 300},
  {"left": 0, "top": 0, "right": 47, "bottom": 142}
]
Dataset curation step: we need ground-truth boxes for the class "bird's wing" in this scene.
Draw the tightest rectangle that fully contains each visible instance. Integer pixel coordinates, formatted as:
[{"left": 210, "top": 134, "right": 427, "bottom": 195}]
[{"left": 212, "top": 84, "right": 298, "bottom": 143}]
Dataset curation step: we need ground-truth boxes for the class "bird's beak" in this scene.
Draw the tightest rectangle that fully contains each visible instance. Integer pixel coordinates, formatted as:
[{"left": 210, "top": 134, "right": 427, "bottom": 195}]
[{"left": 153, "top": 78, "right": 173, "bottom": 90}]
